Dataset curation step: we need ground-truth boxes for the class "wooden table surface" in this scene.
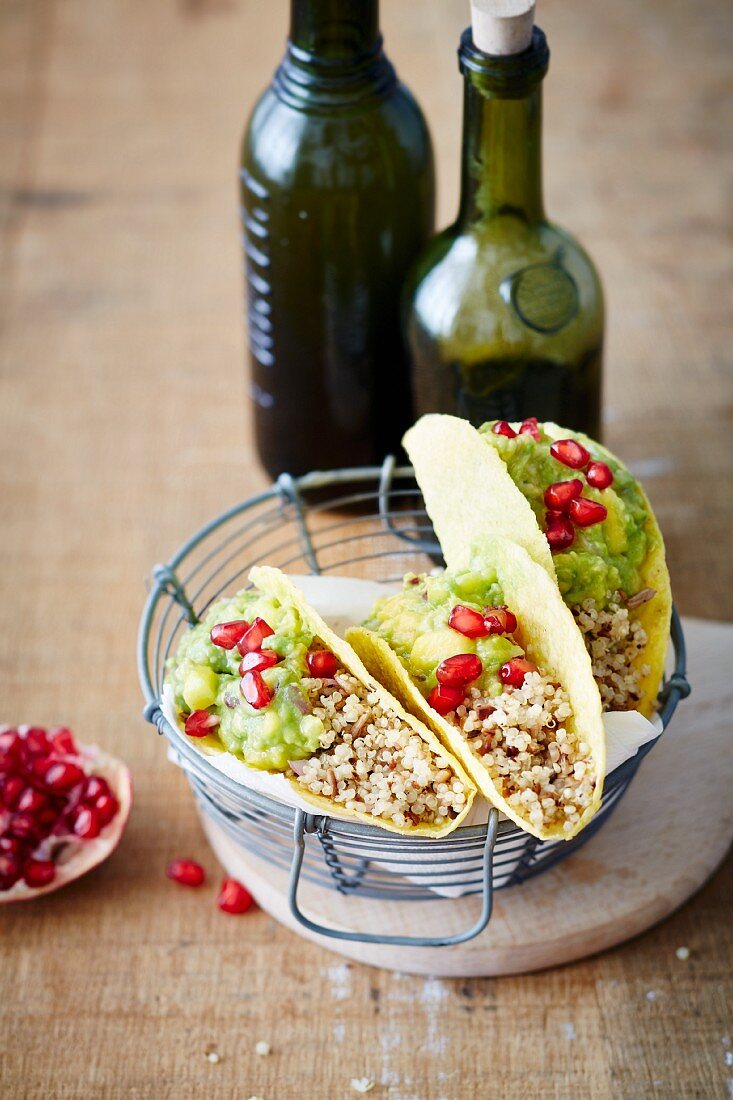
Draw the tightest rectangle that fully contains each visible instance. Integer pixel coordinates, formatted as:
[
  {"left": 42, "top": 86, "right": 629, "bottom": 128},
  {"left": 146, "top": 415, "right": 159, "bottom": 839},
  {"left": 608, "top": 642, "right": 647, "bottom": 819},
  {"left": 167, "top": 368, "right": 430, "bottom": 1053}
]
[{"left": 1, "top": 0, "right": 731, "bottom": 1096}]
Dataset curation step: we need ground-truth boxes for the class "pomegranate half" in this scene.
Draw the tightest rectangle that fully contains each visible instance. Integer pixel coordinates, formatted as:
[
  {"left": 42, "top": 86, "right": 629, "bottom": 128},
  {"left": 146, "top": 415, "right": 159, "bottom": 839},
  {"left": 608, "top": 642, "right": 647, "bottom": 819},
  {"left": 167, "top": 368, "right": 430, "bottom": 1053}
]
[{"left": 0, "top": 725, "right": 131, "bottom": 904}]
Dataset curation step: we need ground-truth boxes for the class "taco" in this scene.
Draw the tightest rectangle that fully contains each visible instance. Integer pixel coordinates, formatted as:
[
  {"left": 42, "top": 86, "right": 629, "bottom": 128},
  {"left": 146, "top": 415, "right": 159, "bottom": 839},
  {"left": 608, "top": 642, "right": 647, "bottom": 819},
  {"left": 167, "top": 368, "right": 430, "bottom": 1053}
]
[
  {"left": 349, "top": 538, "right": 606, "bottom": 841},
  {"left": 404, "top": 415, "right": 672, "bottom": 718},
  {"left": 166, "top": 566, "right": 476, "bottom": 837}
]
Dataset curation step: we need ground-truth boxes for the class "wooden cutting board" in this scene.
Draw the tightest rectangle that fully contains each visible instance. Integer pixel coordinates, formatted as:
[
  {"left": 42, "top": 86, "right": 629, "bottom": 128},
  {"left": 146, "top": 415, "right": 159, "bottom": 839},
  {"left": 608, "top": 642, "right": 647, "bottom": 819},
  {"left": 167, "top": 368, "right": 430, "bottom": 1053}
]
[{"left": 202, "top": 619, "right": 732, "bottom": 977}]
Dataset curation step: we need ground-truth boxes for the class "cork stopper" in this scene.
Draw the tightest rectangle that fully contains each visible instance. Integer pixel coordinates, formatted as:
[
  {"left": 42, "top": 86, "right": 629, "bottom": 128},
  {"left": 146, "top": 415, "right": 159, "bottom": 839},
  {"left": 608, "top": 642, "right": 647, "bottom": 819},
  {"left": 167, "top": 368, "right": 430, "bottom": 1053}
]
[{"left": 470, "top": 0, "right": 536, "bottom": 56}]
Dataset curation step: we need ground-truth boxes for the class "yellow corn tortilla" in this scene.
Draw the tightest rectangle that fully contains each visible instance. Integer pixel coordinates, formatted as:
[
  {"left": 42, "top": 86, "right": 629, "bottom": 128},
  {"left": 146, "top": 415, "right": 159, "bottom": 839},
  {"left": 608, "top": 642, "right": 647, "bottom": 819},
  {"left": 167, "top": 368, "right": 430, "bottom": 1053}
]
[
  {"left": 249, "top": 566, "right": 477, "bottom": 837},
  {"left": 348, "top": 537, "right": 606, "bottom": 842},
  {"left": 404, "top": 414, "right": 671, "bottom": 719}
]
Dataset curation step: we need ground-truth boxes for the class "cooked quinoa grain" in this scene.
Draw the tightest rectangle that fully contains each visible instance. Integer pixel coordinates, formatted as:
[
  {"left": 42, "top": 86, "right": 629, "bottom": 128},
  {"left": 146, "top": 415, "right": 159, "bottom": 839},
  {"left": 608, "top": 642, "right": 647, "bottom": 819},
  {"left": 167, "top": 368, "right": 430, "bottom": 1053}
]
[
  {"left": 450, "top": 671, "right": 596, "bottom": 833},
  {"left": 291, "top": 671, "right": 467, "bottom": 828},
  {"left": 572, "top": 593, "right": 650, "bottom": 710}
]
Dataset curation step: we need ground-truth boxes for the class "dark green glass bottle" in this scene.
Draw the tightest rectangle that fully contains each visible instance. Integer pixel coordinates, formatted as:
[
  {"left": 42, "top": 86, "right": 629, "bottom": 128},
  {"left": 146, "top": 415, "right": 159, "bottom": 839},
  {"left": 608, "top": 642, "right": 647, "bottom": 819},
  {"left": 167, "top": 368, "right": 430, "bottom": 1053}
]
[
  {"left": 404, "top": 27, "right": 603, "bottom": 436},
  {"left": 241, "top": 0, "right": 435, "bottom": 478}
]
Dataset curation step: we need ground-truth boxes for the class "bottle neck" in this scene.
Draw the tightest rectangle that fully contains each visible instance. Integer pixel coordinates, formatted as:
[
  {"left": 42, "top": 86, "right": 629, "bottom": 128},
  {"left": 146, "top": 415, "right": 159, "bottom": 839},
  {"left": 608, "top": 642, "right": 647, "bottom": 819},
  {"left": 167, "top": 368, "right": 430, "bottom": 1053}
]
[
  {"left": 278, "top": 0, "right": 393, "bottom": 107},
  {"left": 457, "top": 26, "right": 549, "bottom": 226},
  {"left": 289, "top": 0, "right": 380, "bottom": 61}
]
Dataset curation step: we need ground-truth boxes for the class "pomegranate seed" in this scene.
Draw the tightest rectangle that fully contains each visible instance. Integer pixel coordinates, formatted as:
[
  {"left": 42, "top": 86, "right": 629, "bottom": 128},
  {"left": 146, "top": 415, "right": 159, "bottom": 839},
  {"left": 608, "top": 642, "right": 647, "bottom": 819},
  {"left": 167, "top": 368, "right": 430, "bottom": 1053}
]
[
  {"left": 237, "top": 617, "right": 275, "bottom": 656},
  {"left": 50, "top": 727, "right": 77, "bottom": 755},
  {"left": 482, "top": 606, "right": 518, "bottom": 635},
  {"left": 0, "top": 834, "right": 26, "bottom": 856},
  {"left": 23, "top": 859, "right": 56, "bottom": 888},
  {"left": 240, "top": 670, "right": 274, "bottom": 710},
  {"left": 94, "top": 793, "right": 119, "bottom": 826},
  {"left": 1, "top": 775, "right": 25, "bottom": 809},
  {"left": 239, "top": 649, "right": 279, "bottom": 675},
  {"left": 518, "top": 416, "right": 541, "bottom": 441},
  {"left": 0, "top": 852, "right": 22, "bottom": 890},
  {"left": 586, "top": 461, "right": 614, "bottom": 490},
  {"left": 42, "top": 761, "right": 85, "bottom": 794},
  {"left": 436, "top": 653, "right": 483, "bottom": 688},
  {"left": 8, "top": 812, "right": 40, "bottom": 842},
  {"left": 166, "top": 858, "right": 205, "bottom": 887},
  {"left": 305, "top": 650, "right": 338, "bottom": 678},
  {"left": 545, "top": 515, "right": 575, "bottom": 551},
  {"left": 499, "top": 657, "right": 539, "bottom": 688},
  {"left": 449, "top": 605, "right": 490, "bottom": 638},
  {"left": 210, "top": 619, "right": 250, "bottom": 650},
  {"left": 491, "top": 420, "right": 517, "bottom": 439},
  {"left": 16, "top": 788, "right": 49, "bottom": 815},
  {"left": 569, "top": 497, "right": 608, "bottom": 527},
  {"left": 544, "top": 479, "right": 583, "bottom": 513},
  {"left": 0, "top": 729, "right": 22, "bottom": 765},
  {"left": 72, "top": 805, "right": 101, "bottom": 839},
  {"left": 427, "top": 684, "right": 465, "bottom": 715},
  {"left": 37, "top": 806, "right": 59, "bottom": 830},
  {"left": 82, "top": 775, "right": 110, "bottom": 802},
  {"left": 550, "top": 438, "right": 590, "bottom": 470},
  {"left": 184, "top": 710, "right": 220, "bottom": 738},
  {"left": 217, "top": 878, "right": 254, "bottom": 914},
  {"left": 25, "top": 727, "right": 52, "bottom": 755}
]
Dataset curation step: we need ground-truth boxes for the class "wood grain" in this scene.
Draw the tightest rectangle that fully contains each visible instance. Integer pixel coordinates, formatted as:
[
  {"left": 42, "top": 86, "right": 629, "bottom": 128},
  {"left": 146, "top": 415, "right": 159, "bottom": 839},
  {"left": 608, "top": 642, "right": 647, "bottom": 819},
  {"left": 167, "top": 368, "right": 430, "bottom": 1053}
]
[{"left": 0, "top": 0, "right": 731, "bottom": 1097}]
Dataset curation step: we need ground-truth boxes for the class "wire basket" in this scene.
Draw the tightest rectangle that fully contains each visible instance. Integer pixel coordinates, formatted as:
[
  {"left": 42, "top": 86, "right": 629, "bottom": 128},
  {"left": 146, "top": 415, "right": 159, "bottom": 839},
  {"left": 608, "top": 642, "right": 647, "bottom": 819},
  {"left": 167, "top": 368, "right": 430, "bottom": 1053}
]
[{"left": 137, "top": 461, "right": 690, "bottom": 948}]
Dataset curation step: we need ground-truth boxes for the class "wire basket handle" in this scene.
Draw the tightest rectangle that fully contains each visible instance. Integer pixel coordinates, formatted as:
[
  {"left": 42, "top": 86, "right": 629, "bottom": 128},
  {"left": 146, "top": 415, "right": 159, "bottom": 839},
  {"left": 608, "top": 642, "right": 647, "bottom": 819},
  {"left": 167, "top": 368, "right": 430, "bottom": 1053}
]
[{"left": 287, "top": 808, "right": 500, "bottom": 947}]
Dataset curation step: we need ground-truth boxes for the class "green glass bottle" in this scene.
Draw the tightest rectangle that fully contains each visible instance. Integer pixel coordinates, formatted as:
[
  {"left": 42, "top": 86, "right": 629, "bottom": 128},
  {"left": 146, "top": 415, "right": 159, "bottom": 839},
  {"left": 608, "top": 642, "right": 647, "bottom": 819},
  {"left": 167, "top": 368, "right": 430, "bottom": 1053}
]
[
  {"left": 404, "top": 26, "right": 603, "bottom": 436},
  {"left": 241, "top": 0, "right": 435, "bottom": 478}
]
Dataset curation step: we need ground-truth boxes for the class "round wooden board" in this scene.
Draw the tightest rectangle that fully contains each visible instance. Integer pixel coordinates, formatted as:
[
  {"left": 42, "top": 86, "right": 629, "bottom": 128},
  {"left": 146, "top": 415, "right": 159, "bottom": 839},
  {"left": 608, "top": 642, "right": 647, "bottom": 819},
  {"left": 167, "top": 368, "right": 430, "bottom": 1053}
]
[{"left": 201, "top": 620, "right": 732, "bottom": 977}]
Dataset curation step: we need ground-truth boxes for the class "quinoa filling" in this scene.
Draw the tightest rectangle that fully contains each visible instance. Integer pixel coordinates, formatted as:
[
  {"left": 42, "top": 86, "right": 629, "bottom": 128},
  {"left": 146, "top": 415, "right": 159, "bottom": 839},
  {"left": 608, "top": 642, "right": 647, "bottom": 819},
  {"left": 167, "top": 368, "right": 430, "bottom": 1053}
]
[
  {"left": 291, "top": 671, "right": 468, "bottom": 828},
  {"left": 446, "top": 671, "right": 596, "bottom": 833},
  {"left": 572, "top": 592, "right": 650, "bottom": 711}
]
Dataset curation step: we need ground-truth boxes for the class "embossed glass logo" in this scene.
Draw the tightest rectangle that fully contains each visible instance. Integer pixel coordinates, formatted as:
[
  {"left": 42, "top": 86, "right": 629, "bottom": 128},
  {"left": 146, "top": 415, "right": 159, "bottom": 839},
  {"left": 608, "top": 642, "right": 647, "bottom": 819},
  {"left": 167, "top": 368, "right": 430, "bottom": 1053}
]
[{"left": 500, "top": 251, "right": 579, "bottom": 335}]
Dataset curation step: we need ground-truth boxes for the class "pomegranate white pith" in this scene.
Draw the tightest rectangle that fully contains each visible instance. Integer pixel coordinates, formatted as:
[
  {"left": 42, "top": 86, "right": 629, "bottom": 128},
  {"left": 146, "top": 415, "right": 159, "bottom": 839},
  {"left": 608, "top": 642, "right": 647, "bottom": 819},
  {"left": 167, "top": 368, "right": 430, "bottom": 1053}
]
[{"left": 0, "top": 726, "right": 131, "bottom": 904}]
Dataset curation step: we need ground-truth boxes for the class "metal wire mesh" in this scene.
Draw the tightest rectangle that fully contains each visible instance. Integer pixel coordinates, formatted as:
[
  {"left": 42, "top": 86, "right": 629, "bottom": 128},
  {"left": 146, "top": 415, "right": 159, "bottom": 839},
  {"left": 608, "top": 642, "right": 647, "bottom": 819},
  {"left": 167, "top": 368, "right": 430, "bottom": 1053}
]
[{"left": 137, "top": 461, "right": 689, "bottom": 945}]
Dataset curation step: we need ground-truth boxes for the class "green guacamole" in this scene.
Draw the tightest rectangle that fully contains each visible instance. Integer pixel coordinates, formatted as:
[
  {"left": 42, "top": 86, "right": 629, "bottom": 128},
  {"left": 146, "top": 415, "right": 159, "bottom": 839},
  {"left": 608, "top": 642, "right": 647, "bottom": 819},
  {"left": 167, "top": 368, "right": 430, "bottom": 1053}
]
[
  {"left": 478, "top": 423, "right": 649, "bottom": 605},
  {"left": 167, "top": 589, "right": 327, "bottom": 771},
  {"left": 364, "top": 570, "right": 524, "bottom": 698}
]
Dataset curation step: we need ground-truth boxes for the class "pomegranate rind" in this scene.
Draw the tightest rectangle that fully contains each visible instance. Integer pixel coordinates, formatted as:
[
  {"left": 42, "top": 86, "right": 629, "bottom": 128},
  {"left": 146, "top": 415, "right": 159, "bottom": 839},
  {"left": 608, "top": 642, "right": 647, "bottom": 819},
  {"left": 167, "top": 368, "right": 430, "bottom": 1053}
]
[
  {"left": 0, "top": 744, "right": 131, "bottom": 905},
  {"left": 247, "top": 567, "right": 477, "bottom": 838},
  {"left": 404, "top": 415, "right": 672, "bottom": 720},
  {"left": 348, "top": 537, "right": 606, "bottom": 842}
]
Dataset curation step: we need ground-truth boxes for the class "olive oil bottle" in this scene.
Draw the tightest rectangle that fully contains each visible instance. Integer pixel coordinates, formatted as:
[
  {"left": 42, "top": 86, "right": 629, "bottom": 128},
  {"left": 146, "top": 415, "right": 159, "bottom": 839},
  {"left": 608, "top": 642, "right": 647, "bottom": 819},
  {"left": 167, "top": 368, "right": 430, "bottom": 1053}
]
[
  {"left": 241, "top": 0, "right": 435, "bottom": 478},
  {"left": 404, "top": 8, "right": 603, "bottom": 436}
]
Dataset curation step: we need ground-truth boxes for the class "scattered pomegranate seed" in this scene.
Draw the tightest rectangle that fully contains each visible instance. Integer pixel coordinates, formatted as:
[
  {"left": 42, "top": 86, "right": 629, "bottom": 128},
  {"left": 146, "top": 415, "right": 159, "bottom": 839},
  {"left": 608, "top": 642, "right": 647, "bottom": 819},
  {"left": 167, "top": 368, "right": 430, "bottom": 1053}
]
[
  {"left": 448, "top": 605, "right": 489, "bottom": 638},
  {"left": 16, "top": 788, "right": 49, "bottom": 815},
  {"left": 428, "top": 684, "right": 465, "bottom": 715},
  {"left": 0, "top": 852, "right": 22, "bottom": 889},
  {"left": 184, "top": 710, "right": 220, "bottom": 738},
  {"left": 436, "top": 653, "right": 483, "bottom": 687},
  {"left": 482, "top": 606, "right": 518, "bottom": 635},
  {"left": 305, "top": 650, "right": 339, "bottom": 678},
  {"left": 568, "top": 497, "right": 608, "bottom": 527},
  {"left": 499, "top": 657, "right": 539, "bottom": 688},
  {"left": 217, "top": 878, "right": 254, "bottom": 914},
  {"left": 94, "top": 793, "right": 119, "bottom": 826},
  {"left": 545, "top": 515, "right": 575, "bottom": 551},
  {"left": 72, "top": 806, "right": 101, "bottom": 840},
  {"left": 24, "top": 728, "right": 51, "bottom": 756},
  {"left": 492, "top": 420, "right": 516, "bottom": 439},
  {"left": 41, "top": 761, "right": 85, "bottom": 794},
  {"left": 1, "top": 775, "right": 25, "bottom": 809},
  {"left": 237, "top": 617, "right": 275, "bottom": 656},
  {"left": 167, "top": 858, "right": 205, "bottom": 887},
  {"left": 518, "top": 417, "right": 541, "bottom": 441},
  {"left": 585, "top": 461, "right": 614, "bottom": 490},
  {"left": 50, "top": 727, "right": 77, "bottom": 755},
  {"left": 239, "top": 649, "right": 279, "bottom": 675},
  {"left": 23, "top": 860, "right": 56, "bottom": 889},
  {"left": 241, "top": 670, "right": 274, "bottom": 709},
  {"left": 550, "top": 438, "right": 590, "bottom": 470},
  {"left": 210, "top": 620, "right": 251, "bottom": 650},
  {"left": 544, "top": 479, "right": 583, "bottom": 513}
]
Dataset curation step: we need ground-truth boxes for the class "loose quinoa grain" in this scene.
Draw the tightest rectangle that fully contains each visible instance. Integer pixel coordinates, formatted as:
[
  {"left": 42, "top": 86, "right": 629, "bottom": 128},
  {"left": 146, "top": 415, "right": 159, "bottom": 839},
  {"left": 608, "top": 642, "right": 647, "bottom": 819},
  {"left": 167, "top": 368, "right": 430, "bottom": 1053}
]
[
  {"left": 572, "top": 593, "right": 650, "bottom": 711},
  {"left": 292, "top": 669, "right": 467, "bottom": 828},
  {"left": 450, "top": 671, "right": 595, "bottom": 833}
]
